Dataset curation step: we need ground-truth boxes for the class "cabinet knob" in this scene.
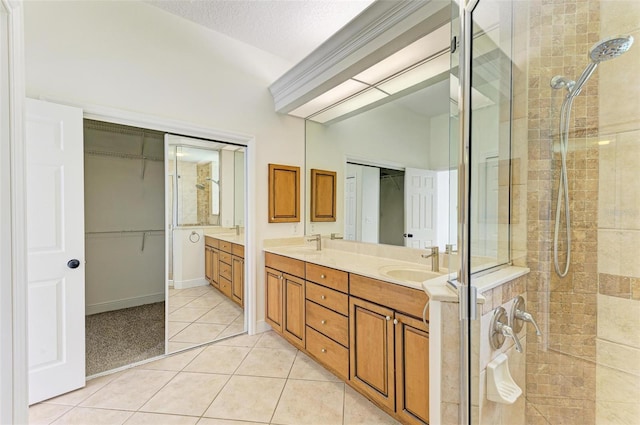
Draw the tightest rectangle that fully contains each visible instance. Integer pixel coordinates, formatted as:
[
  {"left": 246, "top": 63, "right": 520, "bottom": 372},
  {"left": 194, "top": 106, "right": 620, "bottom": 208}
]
[
  {"left": 279, "top": 275, "right": 283, "bottom": 280},
  {"left": 385, "top": 316, "right": 391, "bottom": 321},
  {"left": 393, "top": 319, "right": 399, "bottom": 325},
  {"left": 321, "top": 348, "right": 327, "bottom": 353},
  {"left": 321, "top": 295, "right": 326, "bottom": 300},
  {"left": 320, "top": 274, "right": 326, "bottom": 279},
  {"left": 321, "top": 320, "right": 326, "bottom": 325}
]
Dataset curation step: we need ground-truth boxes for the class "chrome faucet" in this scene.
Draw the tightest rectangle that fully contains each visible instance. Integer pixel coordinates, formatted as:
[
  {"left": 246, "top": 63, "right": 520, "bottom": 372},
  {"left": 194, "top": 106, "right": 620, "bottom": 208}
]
[
  {"left": 421, "top": 246, "right": 439, "bottom": 272},
  {"left": 330, "top": 233, "right": 343, "bottom": 240},
  {"left": 235, "top": 224, "right": 240, "bottom": 236},
  {"left": 490, "top": 306, "right": 523, "bottom": 353},
  {"left": 307, "top": 233, "right": 322, "bottom": 251}
]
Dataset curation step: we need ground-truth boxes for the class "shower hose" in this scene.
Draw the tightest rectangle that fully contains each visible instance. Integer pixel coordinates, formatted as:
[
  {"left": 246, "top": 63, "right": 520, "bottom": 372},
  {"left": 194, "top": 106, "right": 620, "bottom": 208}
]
[{"left": 553, "top": 96, "right": 574, "bottom": 278}]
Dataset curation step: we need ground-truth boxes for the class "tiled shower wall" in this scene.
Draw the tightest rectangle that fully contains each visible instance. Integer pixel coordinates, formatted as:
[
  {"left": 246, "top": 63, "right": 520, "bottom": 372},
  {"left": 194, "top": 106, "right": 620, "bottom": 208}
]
[
  {"left": 524, "top": 0, "right": 600, "bottom": 423},
  {"left": 523, "top": 0, "right": 640, "bottom": 424}
]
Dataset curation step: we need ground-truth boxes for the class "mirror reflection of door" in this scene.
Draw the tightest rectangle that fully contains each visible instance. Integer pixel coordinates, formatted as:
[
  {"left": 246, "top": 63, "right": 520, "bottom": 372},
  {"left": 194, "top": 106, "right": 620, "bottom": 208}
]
[{"left": 165, "top": 136, "right": 246, "bottom": 354}]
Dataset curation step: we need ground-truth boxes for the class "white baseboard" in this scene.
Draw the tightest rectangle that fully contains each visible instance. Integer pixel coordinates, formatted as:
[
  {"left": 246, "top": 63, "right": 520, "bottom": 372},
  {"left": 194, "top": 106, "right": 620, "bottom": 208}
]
[
  {"left": 86, "top": 292, "right": 166, "bottom": 315},
  {"left": 173, "top": 277, "right": 209, "bottom": 290}
]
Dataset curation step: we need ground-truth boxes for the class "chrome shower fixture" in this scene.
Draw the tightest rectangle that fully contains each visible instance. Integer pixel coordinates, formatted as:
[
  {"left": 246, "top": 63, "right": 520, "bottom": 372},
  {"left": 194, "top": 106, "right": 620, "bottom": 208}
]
[
  {"left": 549, "top": 35, "right": 633, "bottom": 278},
  {"left": 550, "top": 35, "right": 634, "bottom": 97},
  {"left": 195, "top": 183, "right": 206, "bottom": 190}
]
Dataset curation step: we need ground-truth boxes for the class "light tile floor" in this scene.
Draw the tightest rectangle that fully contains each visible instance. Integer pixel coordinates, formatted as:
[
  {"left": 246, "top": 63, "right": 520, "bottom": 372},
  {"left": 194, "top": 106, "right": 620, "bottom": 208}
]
[
  {"left": 168, "top": 286, "right": 244, "bottom": 353},
  {"left": 30, "top": 331, "right": 401, "bottom": 425}
]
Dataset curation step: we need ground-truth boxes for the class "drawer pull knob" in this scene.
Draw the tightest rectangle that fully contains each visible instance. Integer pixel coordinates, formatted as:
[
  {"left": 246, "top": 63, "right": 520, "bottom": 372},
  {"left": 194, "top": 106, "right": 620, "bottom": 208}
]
[
  {"left": 321, "top": 320, "right": 326, "bottom": 324},
  {"left": 393, "top": 319, "right": 399, "bottom": 325},
  {"left": 320, "top": 274, "right": 326, "bottom": 279},
  {"left": 321, "top": 348, "right": 327, "bottom": 353},
  {"left": 321, "top": 295, "right": 326, "bottom": 300},
  {"left": 385, "top": 316, "right": 391, "bottom": 321}
]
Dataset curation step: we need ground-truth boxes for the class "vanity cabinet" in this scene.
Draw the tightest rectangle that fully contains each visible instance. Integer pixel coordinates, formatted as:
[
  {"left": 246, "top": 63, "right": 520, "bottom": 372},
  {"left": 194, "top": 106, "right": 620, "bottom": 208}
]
[
  {"left": 304, "top": 263, "right": 349, "bottom": 380},
  {"left": 265, "top": 253, "right": 305, "bottom": 349},
  {"left": 205, "top": 236, "right": 243, "bottom": 306},
  {"left": 263, "top": 254, "right": 430, "bottom": 424}
]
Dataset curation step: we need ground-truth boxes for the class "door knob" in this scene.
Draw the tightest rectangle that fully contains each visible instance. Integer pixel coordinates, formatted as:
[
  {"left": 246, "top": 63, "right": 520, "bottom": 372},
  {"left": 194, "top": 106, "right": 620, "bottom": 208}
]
[{"left": 67, "top": 259, "right": 80, "bottom": 269}]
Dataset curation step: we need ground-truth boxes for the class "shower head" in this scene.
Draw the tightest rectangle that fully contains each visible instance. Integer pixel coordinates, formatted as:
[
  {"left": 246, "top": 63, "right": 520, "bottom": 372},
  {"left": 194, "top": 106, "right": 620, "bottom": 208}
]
[
  {"left": 195, "top": 183, "right": 206, "bottom": 190},
  {"left": 589, "top": 35, "right": 634, "bottom": 62},
  {"left": 551, "top": 34, "right": 634, "bottom": 98}
]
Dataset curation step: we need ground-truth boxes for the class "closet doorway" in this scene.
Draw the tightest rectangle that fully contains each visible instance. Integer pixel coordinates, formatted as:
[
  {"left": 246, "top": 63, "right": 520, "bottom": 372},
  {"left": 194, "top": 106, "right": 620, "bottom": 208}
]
[{"left": 83, "top": 120, "right": 166, "bottom": 376}]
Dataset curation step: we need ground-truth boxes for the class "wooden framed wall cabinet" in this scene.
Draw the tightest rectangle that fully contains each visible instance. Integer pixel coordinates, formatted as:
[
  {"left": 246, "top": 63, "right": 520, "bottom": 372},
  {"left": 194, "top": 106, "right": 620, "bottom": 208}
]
[
  {"left": 268, "top": 163, "right": 300, "bottom": 223},
  {"left": 310, "top": 169, "right": 337, "bottom": 222}
]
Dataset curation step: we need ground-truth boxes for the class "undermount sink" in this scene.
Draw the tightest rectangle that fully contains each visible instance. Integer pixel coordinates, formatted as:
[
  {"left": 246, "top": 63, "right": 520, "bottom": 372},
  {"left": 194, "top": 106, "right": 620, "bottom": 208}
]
[{"left": 379, "top": 266, "right": 441, "bottom": 283}]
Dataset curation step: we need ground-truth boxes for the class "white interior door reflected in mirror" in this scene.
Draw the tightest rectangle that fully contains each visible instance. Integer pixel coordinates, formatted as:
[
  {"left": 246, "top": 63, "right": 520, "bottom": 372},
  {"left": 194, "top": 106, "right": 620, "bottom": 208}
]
[{"left": 404, "top": 168, "right": 437, "bottom": 249}]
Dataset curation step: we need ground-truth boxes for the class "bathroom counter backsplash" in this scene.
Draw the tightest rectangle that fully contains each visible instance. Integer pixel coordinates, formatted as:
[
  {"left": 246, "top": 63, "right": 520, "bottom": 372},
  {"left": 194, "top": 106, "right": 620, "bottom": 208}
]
[{"left": 263, "top": 238, "right": 453, "bottom": 291}]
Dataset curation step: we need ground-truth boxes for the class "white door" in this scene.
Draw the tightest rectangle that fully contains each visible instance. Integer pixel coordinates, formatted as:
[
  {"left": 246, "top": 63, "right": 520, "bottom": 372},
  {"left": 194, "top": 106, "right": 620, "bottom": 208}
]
[
  {"left": 344, "top": 175, "right": 357, "bottom": 240},
  {"left": 26, "top": 99, "right": 85, "bottom": 404},
  {"left": 404, "top": 168, "right": 437, "bottom": 249}
]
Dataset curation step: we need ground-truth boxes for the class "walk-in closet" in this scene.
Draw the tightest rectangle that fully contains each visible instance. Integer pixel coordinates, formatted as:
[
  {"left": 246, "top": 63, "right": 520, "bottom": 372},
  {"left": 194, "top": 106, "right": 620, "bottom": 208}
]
[{"left": 83, "top": 120, "right": 165, "bottom": 375}]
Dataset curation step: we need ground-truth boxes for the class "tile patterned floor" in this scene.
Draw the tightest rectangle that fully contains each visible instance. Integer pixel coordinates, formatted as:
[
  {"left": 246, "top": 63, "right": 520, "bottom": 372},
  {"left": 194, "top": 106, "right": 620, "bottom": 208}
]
[
  {"left": 30, "top": 331, "right": 401, "bottom": 425},
  {"left": 168, "top": 286, "right": 244, "bottom": 353}
]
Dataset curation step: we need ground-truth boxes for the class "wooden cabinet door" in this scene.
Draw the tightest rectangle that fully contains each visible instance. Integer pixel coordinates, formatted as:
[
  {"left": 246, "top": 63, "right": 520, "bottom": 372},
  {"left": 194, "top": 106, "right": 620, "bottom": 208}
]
[
  {"left": 205, "top": 246, "right": 212, "bottom": 282},
  {"left": 265, "top": 267, "right": 283, "bottom": 333},
  {"left": 211, "top": 248, "right": 220, "bottom": 289},
  {"left": 231, "top": 255, "right": 244, "bottom": 307},
  {"left": 268, "top": 163, "right": 300, "bottom": 223},
  {"left": 282, "top": 274, "right": 305, "bottom": 349},
  {"left": 395, "top": 313, "right": 429, "bottom": 425},
  {"left": 349, "top": 297, "right": 395, "bottom": 411}
]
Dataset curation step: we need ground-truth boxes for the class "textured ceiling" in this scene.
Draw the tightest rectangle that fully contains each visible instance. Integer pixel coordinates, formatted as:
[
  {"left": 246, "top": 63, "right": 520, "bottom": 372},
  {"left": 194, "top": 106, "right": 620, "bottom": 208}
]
[{"left": 147, "top": 0, "right": 376, "bottom": 64}]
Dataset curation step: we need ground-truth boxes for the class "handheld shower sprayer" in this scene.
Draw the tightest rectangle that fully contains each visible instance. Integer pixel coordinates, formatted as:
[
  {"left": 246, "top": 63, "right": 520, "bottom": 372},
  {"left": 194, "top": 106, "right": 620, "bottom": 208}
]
[{"left": 549, "top": 35, "right": 634, "bottom": 278}]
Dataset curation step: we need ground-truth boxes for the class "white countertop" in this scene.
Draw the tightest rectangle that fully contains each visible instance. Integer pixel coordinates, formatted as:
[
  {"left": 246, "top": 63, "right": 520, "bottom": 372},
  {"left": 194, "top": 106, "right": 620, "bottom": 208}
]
[
  {"left": 205, "top": 232, "right": 245, "bottom": 246},
  {"left": 264, "top": 244, "right": 450, "bottom": 291}
]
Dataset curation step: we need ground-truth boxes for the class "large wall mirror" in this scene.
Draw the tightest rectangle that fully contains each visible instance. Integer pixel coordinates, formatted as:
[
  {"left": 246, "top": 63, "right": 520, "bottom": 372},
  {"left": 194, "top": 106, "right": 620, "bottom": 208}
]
[
  {"left": 166, "top": 135, "right": 246, "bottom": 353},
  {"left": 304, "top": 7, "right": 511, "bottom": 272}
]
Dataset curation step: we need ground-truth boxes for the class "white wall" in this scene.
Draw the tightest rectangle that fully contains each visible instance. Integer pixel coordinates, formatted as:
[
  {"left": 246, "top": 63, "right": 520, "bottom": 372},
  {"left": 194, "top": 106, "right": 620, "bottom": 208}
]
[
  {"left": 306, "top": 101, "right": 431, "bottom": 236},
  {"left": 24, "top": 0, "right": 306, "bottom": 331}
]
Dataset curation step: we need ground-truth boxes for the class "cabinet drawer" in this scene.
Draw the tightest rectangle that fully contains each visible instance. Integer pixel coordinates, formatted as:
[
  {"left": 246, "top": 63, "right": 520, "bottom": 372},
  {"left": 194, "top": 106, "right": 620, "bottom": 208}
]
[
  {"left": 220, "top": 276, "right": 232, "bottom": 297},
  {"left": 306, "top": 301, "right": 348, "bottom": 347},
  {"left": 219, "top": 251, "right": 232, "bottom": 264},
  {"left": 232, "top": 243, "right": 244, "bottom": 258},
  {"left": 306, "top": 326, "right": 348, "bottom": 381},
  {"left": 220, "top": 262, "right": 232, "bottom": 280},
  {"left": 220, "top": 240, "right": 232, "bottom": 253},
  {"left": 350, "top": 274, "right": 429, "bottom": 320},
  {"left": 205, "top": 236, "right": 219, "bottom": 248},
  {"left": 305, "top": 263, "right": 348, "bottom": 293},
  {"left": 265, "top": 252, "right": 305, "bottom": 278},
  {"left": 306, "top": 281, "right": 348, "bottom": 315}
]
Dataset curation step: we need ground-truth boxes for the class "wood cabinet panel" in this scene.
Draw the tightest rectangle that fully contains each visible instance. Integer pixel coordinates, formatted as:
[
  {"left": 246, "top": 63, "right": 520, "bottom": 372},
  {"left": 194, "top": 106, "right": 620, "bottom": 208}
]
[
  {"left": 395, "top": 313, "right": 429, "bottom": 425},
  {"left": 306, "top": 300, "right": 348, "bottom": 347},
  {"left": 306, "top": 281, "right": 349, "bottom": 315},
  {"left": 265, "top": 267, "right": 283, "bottom": 332},
  {"left": 220, "top": 261, "right": 232, "bottom": 281},
  {"left": 219, "top": 251, "right": 232, "bottom": 265},
  {"left": 310, "top": 169, "right": 337, "bottom": 222},
  {"left": 232, "top": 243, "right": 244, "bottom": 258},
  {"left": 220, "top": 276, "right": 232, "bottom": 298},
  {"left": 349, "top": 297, "right": 395, "bottom": 411},
  {"left": 211, "top": 248, "right": 220, "bottom": 289},
  {"left": 305, "top": 263, "right": 348, "bottom": 293},
  {"left": 205, "top": 247, "right": 213, "bottom": 282},
  {"left": 283, "top": 273, "right": 305, "bottom": 349},
  {"left": 350, "top": 274, "right": 429, "bottom": 320},
  {"left": 205, "top": 236, "right": 219, "bottom": 248},
  {"left": 265, "top": 252, "right": 305, "bottom": 278},
  {"left": 268, "top": 163, "right": 300, "bottom": 223},
  {"left": 306, "top": 326, "right": 348, "bottom": 381},
  {"left": 219, "top": 240, "right": 232, "bottom": 253},
  {"left": 231, "top": 256, "right": 244, "bottom": 307}
]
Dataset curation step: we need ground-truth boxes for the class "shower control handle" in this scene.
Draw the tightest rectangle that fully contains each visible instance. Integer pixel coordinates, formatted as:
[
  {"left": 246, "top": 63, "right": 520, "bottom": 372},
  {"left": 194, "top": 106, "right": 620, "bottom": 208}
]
[
  {"left": 490, "top": 306, "right": 523, "bottom": 353},
  {"left": 510, "top": 295, "right": 542, "bottom": 336}
]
